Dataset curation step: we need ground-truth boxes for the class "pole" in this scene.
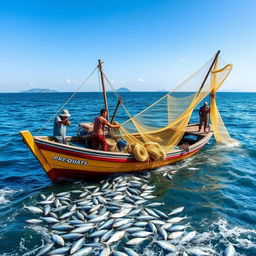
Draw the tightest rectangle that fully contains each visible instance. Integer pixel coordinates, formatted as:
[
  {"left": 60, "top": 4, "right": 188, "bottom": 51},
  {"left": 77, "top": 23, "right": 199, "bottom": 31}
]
[
  {"left": 197, "top": 50, "right": 220, "bottom": 94},
  {"left": 98, "top": 59, "right": 110, "bottom": 121},
  {"left": 111, "top": 98, "right": 122, "bottom": 123}
]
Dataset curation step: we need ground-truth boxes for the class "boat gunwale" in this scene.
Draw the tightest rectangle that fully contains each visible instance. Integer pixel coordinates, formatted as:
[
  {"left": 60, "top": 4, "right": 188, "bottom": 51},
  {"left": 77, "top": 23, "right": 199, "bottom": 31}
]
[{"left": 33, "top": 127, "right": 213, "bottom": 161}]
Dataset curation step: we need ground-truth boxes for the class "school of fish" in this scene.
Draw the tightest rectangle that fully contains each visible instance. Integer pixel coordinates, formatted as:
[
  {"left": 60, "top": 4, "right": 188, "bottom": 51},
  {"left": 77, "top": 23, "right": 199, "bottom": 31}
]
[{"left": 24, "top": 172, "right": 236, "bottom": 256}]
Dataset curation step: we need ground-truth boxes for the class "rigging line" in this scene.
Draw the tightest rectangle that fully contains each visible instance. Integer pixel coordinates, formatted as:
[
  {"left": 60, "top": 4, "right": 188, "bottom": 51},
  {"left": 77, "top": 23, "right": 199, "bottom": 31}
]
[
  {"left": 121, "top": 56, "right": 214, "bottom": 126},
  {"left": 36, "top": 65, "right": 98, "bottom": 135},
  {"left": 103, "top": 74, "right": 133, "bottom": 120},
  {"left": 103, "top": 56, "right": 213, "bottom": 126}
]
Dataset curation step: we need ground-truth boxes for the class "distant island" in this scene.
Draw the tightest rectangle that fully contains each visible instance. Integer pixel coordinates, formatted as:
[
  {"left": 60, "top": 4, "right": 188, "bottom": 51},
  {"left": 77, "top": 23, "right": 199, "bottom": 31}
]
[
  {"left": 21, "top": 88, "right": 58, "bottom": 93},
  {"left": 116, "top": 87, "right": 131, "bottom": 92}
]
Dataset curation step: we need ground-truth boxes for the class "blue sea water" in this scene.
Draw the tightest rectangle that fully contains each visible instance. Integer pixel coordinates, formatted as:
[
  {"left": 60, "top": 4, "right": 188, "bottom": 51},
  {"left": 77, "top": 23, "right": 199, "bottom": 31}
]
[{"left": 0, "top": 92, "right": 255, "bottom": 255}]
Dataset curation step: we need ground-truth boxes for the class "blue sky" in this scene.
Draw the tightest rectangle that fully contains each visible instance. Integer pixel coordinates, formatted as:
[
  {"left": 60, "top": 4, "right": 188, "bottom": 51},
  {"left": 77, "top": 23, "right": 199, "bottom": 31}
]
[{"left": 0, "top": 0, "right": 255, "bottom": 92}]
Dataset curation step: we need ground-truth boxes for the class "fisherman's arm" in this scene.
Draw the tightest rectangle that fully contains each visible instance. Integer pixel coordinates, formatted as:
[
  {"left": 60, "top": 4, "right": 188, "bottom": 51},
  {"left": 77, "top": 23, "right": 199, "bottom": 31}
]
[
  {"left": 104, "top": 119, "right": 120, "bottom": 129},
  {"left": 57, "top": 120, "right": 70, "bottom": 126}
]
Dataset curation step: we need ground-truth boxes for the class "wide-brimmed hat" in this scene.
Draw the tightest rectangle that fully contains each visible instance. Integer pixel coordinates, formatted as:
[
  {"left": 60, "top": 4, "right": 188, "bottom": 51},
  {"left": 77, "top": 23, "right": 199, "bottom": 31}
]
[{"left": 59, "top": 109, "right": 71, "bottom": 117}]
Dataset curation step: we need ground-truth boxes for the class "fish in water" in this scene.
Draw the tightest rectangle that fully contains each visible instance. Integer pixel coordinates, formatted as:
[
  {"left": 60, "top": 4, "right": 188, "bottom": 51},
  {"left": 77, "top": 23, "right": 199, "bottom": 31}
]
[
  {"left": 23, "top": 173, "right": 215, "bottom": 256},
  {"left": 224, "top": 242, "right": 236, "bottom": 256}
]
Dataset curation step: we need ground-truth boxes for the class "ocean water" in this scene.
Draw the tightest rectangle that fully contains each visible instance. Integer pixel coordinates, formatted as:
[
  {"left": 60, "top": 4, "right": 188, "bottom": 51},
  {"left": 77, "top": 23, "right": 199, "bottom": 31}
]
[{"left": 0, "top": 92, "right": 255, "bottom": 255}]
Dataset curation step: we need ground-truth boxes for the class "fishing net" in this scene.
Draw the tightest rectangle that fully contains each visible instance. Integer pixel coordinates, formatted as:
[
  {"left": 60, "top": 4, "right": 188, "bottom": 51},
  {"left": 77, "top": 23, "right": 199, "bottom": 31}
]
[{"left": 113, "top": 54, "right": 235, "bottom": 151}]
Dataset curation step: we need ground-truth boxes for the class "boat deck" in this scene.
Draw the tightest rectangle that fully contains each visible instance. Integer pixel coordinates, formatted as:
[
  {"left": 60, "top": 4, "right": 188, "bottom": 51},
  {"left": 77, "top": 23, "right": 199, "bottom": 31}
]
[{"left": 185, "top": 124, "right": 211, "bottom": 136}]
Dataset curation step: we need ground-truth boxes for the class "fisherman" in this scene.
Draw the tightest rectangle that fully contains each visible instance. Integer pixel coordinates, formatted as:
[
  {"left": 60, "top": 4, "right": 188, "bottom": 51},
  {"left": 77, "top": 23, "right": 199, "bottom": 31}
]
[
  {"left": 92, "top": 109, "right": 121, "bottom": 151},
  {"left": 53, "top": 109, "right": 71, "bottom": 144},
  {"left": 198, "top": 102, "right": 210, "bottom": 132}
]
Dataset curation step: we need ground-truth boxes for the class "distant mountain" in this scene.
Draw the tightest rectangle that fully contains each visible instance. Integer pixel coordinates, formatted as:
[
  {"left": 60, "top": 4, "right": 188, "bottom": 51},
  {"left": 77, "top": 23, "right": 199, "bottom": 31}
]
[
  {"left": 157, "top": 89, "right": 168, "bottom": 92},
  {"left": 116, "top": 87, "right": 131, "bottom": 92},
  {"left": 21, "top": 88, "right": 58, "bottom": 93}
]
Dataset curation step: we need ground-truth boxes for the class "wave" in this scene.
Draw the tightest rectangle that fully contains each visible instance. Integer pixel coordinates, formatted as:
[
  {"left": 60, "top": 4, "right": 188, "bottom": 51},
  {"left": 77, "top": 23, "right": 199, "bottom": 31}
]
[
  {"left": 0, "top": 189, "right": 17, "bottom": 205},
  {"left": 198, "top": 217, "right": 256, "bottom": 254}
]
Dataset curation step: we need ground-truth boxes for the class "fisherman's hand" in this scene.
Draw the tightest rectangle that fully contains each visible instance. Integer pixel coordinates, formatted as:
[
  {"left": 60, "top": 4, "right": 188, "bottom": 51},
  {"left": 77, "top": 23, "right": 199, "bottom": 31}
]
[
  {"left": 66, "top": 121, "right": 71, "bottom": 126},
  {"left": 116, "top": 124, "right": 121, "bottom": 129}
]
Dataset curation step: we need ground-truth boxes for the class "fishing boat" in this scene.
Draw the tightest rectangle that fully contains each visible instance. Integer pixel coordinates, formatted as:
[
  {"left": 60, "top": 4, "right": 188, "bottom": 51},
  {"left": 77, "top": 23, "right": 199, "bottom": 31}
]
[{"left": 20, "top": 51, "right": 235, "bottom": 182}]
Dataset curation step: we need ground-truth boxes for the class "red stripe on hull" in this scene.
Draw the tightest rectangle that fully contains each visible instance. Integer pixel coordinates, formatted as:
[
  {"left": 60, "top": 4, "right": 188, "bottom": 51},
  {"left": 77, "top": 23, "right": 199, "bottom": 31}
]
[
  {"left": 36, "top": 140, "right": 205, "bottom": 163},
  {"left": 48, "top": 168, "right": 122, "bottom": 182},
  {"left": 36, "top": 142, "right": 136, "bottom": 163}
]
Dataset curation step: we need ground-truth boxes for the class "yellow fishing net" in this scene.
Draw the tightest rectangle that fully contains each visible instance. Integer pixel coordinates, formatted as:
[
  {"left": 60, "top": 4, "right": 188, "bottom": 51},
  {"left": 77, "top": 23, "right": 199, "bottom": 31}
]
[{"left": 114, "top": 53, "right": 236, "bottom": 152}]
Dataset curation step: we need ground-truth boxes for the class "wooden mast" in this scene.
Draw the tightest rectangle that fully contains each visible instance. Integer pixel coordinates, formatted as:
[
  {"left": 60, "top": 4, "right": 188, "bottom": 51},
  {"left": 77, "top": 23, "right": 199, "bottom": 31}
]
[
  {"left": 98, "top": 59, "right": 110, "bottom": 121},
  {"left": 197, "top": 50, "right": 220, "bottom": 95},
  {"left": 111, "top": 98, "right": 122, "bottom": 123}
]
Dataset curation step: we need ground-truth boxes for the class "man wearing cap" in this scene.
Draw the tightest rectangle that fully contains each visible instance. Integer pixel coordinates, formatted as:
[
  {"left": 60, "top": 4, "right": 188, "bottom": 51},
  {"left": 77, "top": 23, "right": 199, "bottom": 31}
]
[
  {"left": 198, "top": 102, "right": 210, "bottom": 133},
  {"left": 53, "top": 110, "right": 71, "bottom": 144}
]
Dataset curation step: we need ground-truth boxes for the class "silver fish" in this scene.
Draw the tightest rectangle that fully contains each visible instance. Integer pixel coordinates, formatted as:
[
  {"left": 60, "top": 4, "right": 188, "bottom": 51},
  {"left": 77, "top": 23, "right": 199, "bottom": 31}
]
[
  {"left": 47, "top": 246, "right": 70, "bottom": 255},
  {"left": 37, "top": 200, "right": 54, "bottom": 205},
  {"left": 44, "top": 205, "right": 51, "bottom": 216},
  {"left": 70, "top": 237, "right": 85, "bottom": 254},
  {"left": 150, "top": 220, "right": 165, "bottom": 225},
  {"left": 133, "top": 221, "right": 148, "bottom": 227},
  {"left": 71, "top": 225, "right": 95, "bottom": 233},
  {"left": 52, "top": 223, "right": 74, "bottom": 231},
  {"left": 147, "top": 202, "right": 164, "bottom": 207},
  {"left": 155, "top": 241, "right": 176, "bottom": 252},
  {"left": 61, "top": 233, "right": 84, "bottom": 240},
  {"left": 158, "top": 227, "right": 167, "bottom": 240},
  {"left": 60, "top": 211, "right": 74, "bottom": 219},
  {"left": 36, "top": 243, "right": 54, "bottom": 256},
  {"left": 113, "top": 219, "right": 133, "bottom": 228},
  {"left": 89, "top": 229, "right": 108, "bottom": 238},
  {"left": 40, "top": 194, "right": 46, "bottom": 200},
  {"left": 105, "top": 230, "right": 126, "bottom": 244},
  {"left": 136, "top": 215, "right": 155, "bottom": 221},
  {"left": 167, "top": 216, "right": 186, "bottom": 224},
  {"left": 41, "top": 217, "right": 59, "bottom": 224},
  {"left": 144, "top": 208, "right": 160, "bottom": 218},
  {"left": 167, "top": 174, "right": 173, "bottom": 180},
  {"left": 72, "top": 247, "right": 93, "bottom": 256},
  {"left": 168, "top": 231, "right": 184, "bottom": 240},
  {"left": 99, "top": 246, "right": 111, "bottom": 256},
  {"left": 161, "top": 223, "right": 173, "bottom": 230},
  {"left": 168, "top": 206, "right": 184, "bottom": 216},
  {"left": 168, "top": 225, "right": 187, "bottom": 232},
  {"left": 99, "top": 219, "right": 114, "bottom": 230},
  {"left": 126, "top": 237, "right": 146, "bottom": 245},
  {"left": 153, "top": 209, "right": 168, "bottom": 219},
  {"left": 51, "top": 233, "right": 65, "bottom": 246},
  {"left": 24, "top": 205, "right": 43, "bottom": 214},
  {"left": 56, "top": 192, "right": 70, "bottom": 197},
  {"left": 131, "top": 231, "right": 152, "bottom": 238},
  {"left": 147, "top": 222, "right": 157, "bottom": 232},
  {"left": 224, "top": 242, "right": 236, "bottom": 256},
  {"left": 124, "top": 247, "right": 139, "bottom": 256},
  {"left": 181, "top": 231, "right": 196, "bottom": 243},
  {"left": 101, "top": 230, "right": 114, "bottom": 243},
  {"left": 186, "top": 248, "right": 211, "bottom": 256},
  {"left": 46, "top": 193, "right": 55, "bottom": 201},
  {"left": 25, "top": 219, "right": 43, "bottom": 224},
  {"left": 89, "top": 216, "right": 107, "bottom": 223}
]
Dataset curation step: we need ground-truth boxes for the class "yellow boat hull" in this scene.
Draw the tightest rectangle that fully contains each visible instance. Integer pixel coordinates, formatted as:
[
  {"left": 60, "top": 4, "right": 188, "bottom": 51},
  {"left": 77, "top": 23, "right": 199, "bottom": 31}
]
[{"left": 20, "top": 129, "right": 212, "bottom": 182}]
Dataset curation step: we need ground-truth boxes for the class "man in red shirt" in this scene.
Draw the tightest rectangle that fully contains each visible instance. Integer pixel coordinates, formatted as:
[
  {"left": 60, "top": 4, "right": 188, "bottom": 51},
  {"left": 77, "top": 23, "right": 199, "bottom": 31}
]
[{"left": 92, "top": 109, "right": 121, "bottom": 151}]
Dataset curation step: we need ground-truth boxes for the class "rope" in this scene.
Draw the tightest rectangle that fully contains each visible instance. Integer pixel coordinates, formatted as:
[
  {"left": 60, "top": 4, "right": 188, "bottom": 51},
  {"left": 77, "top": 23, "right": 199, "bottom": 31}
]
[
  {"left": 36, "top": 66, "right": 98, "bottom": 135},
  {"left": 103, "top": 55, "right": 214, "bottom": 127},
  {"left": 121, "top": 56, "right": 214, "bottom": 126},
  {"left": 103, "top": 74, "right": 133, "bottom": 120}
]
